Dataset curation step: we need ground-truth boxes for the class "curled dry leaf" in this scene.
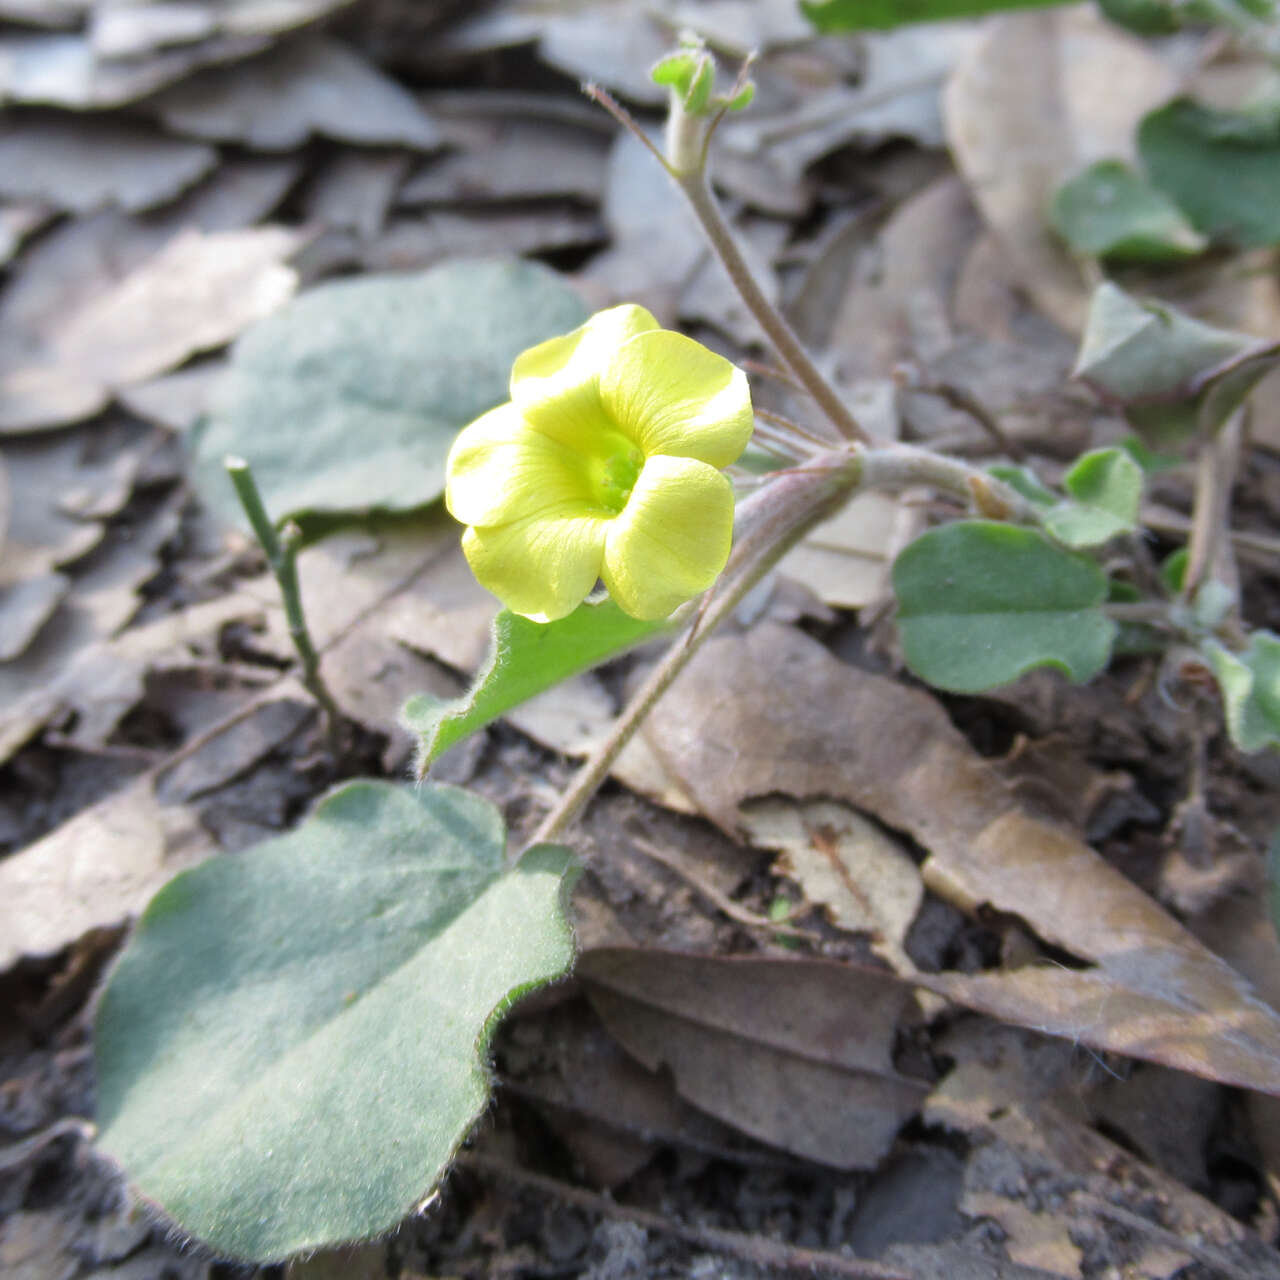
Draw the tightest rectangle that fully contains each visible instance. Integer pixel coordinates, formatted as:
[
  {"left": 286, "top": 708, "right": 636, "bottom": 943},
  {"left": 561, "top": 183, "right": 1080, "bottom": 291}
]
[
  {"left": 579, "top": 948, "right": 927, "bottom": 1169},
  {"left": 638, "top": 622, "right": 1280, "bottom": 1094},
  {"left": 741, "top": 797, "right": 922, "bottom": 972},
  {"left": 944, "top": 7, "right": 1176, "bottom": 334}
]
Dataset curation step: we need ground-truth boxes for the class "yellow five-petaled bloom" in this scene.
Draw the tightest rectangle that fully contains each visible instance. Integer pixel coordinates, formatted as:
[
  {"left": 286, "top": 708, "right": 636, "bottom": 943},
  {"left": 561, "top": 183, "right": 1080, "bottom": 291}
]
[{"left": 445, "top": 304, "right": 754, "bottom": 622}]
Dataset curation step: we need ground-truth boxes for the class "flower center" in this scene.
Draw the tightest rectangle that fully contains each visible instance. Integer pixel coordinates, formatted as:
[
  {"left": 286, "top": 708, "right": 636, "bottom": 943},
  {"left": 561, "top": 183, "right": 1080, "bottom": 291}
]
[{"left": 587, "top": 430, "right": 644, "bottom": 515}]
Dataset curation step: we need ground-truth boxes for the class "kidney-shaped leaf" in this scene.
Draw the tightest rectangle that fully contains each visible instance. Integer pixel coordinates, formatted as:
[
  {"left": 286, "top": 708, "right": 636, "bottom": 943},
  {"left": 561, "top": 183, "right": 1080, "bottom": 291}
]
[
  {"left": 190, "top": 259, "right": 588, "bottom": 532},
  {"left": 405, "top": 598, "right": 669, "bottom": 778},
  {"left": 1043, "top": 446, "right": 1143, "bottom": 547},
  {"left": 94, "top": 780, "right": 576, "bottom": 1263},
  {"left": 893, "top": 520, "right": 1115, "bottom": 692}
]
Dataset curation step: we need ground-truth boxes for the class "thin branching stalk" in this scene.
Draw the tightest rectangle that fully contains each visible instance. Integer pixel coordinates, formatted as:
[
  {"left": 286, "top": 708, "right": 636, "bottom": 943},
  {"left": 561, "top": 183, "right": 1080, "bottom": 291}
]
[{"left": 224, "top": 456, "right": 342, "bottom": 743}]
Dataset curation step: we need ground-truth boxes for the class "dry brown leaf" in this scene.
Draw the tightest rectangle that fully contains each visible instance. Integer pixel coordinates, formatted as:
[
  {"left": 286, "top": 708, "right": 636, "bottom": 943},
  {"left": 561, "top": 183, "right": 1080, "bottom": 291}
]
[
  {"left": 0, "top": 225, "right": 302, "bottom": 432},
  {"left": 741, "top": 797, "right": 922, "bottom": 971},
  {"left": 944, "top": 7, "right": 1176, "bottom": 334},
  {"left": 636, "top": 622, "right": 1280, "bottom": 1094},
  {"left": 302, "top": 149, "right": 410, "bottom": 238},
  {"left": 0, "top": 116, "right": 217, "bottom": 213},
  {"left": 0, "top": 772, "right": 210, "bottom": 969},
  {"left": 398, "top": 116, "right": 606, "bottom": 206},
  {"left": 579, "top": 948, "right": 926, "bottom": 1168},
  {"left": 151, "top": 35, "right": 442, "bottom": 151},
  {"left": 0, "top": 28, "right": 270, "bottom": 109}
]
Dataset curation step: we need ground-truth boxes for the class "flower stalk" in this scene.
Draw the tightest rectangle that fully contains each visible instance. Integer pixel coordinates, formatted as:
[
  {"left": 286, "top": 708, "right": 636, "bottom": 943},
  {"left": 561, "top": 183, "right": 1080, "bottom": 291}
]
[{"left": 224, "top": 456, "right": 342, "bottom": 742}]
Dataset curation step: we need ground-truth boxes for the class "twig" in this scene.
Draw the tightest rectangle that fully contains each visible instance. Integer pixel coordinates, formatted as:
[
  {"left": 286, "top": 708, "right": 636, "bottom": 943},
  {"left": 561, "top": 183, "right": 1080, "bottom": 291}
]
[
  {"left": 675, "top": 169, "right": 871, "bottom": 445},
  {"left": 458, "top": 1151, "right": 912, "bottom": 1279},
  {"left": 894, "top": 365, "right": 1026, "bottom": 461},
  {"left": 224, "top": 456, "right": 342, "bottom": 745},
  {"left": 629, "top": 834, "right": 814, "bottom": 937},
  {"left": 755, "top": 406, "right": 842, "bottom": 449},
  {"left": 529, "top": 450, "right": 861, "bottom": 847},
  {"left": 0, "top": 1118, "right": 96, "bottom": 1172},
  {"left": 1070, "top": 1191, "right": 1266, "bottom": 1280}
]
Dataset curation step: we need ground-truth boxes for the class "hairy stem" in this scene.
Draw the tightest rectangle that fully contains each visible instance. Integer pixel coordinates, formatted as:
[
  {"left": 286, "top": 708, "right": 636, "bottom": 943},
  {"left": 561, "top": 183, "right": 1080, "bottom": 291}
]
[
  {"left": 529, "top": 450, "right": 861, "bottom": 846},
  {"left": 1182, "top": 411, "right": 1243, "bottom": 610},
  {"left": 673, "top": 170, "right": 871, "bottom": 446},
  {"left": 224, "top": 457, "right": 342, "bottom": 742}
]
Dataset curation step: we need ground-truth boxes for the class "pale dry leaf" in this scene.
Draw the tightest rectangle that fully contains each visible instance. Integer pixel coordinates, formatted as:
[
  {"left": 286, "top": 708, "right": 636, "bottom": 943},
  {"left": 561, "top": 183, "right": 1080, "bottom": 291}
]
[
  {"left": 825, "top": 175, "right": 980, "bottom": 378},
  {"left": 741, "top": 797, "right": 923, "bottom": 971},
  {"left": 0, "top": 774, "right": 209, "bottom": 969},
  {"left": 151, "top": 35, "right": 441, "bottom": 151},
  {"left": 398, "top": 116, "right": 607, "bottom": 206},
  {"left": 944, "top": 7, "right": 1176, "bottom": 334},
  {"left": 0, "top": 225, "right": 301, "bottom": 432},
  {"left": 115, "top": 361, "right": 227, "bottom": 431},
  {"left": 580, "top": 948, "right": 927, "bottom": 1168},
  {"left": 0, "top": 28, "right": 271, "bottom": 109},
  {"left": 301, "top": 149, "right": 410, "bottom": 238},
  {"left": 53, "top": 224, "right": 303, "bottom": 386},
  {"left": 0, "top": 495, "right": 191, "bottom": 761},
  {"left": 0, "top": 116, "right": 217, "bottom": 213},
  {"left": 637, "top": 622, "right": 1280, "bottom": 1093},
  {"left": 0, "top": 201, "right": 51, "bottom": 266}
]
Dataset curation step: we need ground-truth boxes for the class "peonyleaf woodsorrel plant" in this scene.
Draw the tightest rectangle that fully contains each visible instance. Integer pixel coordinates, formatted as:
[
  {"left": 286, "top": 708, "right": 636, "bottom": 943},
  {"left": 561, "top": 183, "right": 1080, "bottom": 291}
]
[{"left": 93, "top": 22, "right": 1280, "bottom": 1267}]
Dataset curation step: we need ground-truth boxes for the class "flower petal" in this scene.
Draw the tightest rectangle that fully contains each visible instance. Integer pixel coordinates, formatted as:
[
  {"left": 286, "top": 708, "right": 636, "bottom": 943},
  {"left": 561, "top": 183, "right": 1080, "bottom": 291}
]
[
  {"left": 510, "top": 304, "right": 658, "bottom": 451},
  {"left": 446, "top": 402, "right": 592, "bottom": 528},
  {"left": 599, "top": 330, "right": 753, "bottom": 470},
  {"left": 602, "top": 455, "right": 734, "bottom": 620},
  {"left": 462, "top": 507, "right": 608, "bottom": 623}
]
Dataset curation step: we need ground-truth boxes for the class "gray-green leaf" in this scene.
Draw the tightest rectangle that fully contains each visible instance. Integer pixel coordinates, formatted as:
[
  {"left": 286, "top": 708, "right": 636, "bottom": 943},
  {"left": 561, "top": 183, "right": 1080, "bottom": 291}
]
[
  {"left": 94, "top": 780, "right": 577, "bottom": 1262},
  {"left": 1206, "top": 631, "right": 1280, "bottom": 753},
  {"left": 1139, "top": 98, "right": 1280, "bottom": 249},
  {"left": 190, "top": 259, "right": 588, "bottom": 535},
  {"left": 1043, "top": 447, "right": 1143, "bottom": 548},
  {"left": 893, "top": 521, "right": 1116, "bottom": 693},
  {"left": 1073, "top": 282, "right": 1278, "bottom": 443},
  {"left": 1050, "top": 160, "right": 1206, "bottom": 262},
  {"left": 405, "top": 599, "right": 670, "bottom": 777}
]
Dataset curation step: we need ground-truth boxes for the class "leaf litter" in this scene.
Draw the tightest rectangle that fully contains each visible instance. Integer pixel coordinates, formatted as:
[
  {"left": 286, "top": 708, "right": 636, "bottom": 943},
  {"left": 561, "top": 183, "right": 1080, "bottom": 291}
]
[{"left": 4, "top": 1, "right": 1280, "bottom": 1276}]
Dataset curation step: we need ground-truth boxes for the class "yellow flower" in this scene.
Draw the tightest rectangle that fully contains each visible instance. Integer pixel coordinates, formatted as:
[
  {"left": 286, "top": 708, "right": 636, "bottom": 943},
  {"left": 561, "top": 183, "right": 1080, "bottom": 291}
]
[{"left": 445, "top": 304, "right": 753, "bottom": 622}]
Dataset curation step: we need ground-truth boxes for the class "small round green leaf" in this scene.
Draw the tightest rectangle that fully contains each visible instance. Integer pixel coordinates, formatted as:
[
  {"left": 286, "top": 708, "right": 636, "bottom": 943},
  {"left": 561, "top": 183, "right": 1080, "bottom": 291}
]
[
  {"left": 893, "top": 521, "right": 1116, "bottom": 693},
  {"left": 1050, "top": 160, "right": 1206, "bottom": 262},
  {"left": 1205, "top": 631, "right": 1280, "bottom": 753},
  {"left": 94, "top": 780, "right": 577, "bottom": 1262},
  {"left": 1043, "top": 447, "right": 1143, "bottom": 548},
  {"left": 190, "top": 259, "right": 589, "bottom": 534}
]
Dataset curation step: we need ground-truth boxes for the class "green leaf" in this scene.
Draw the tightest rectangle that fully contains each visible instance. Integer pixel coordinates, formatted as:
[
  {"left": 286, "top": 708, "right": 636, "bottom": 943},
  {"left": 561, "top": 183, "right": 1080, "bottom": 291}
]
[
  {"left": 405, "top": 599, "right": 670, "bottom": 776},
  {"left": 190, "top": 260, "right": 589, "bottom": 536},
  {"left": 1139, "top": 98, "right": 1280, "bottom": 248},
  {"left": 1160, "top": 547, "right": 1189, "bottom": 593},
  {"left": 987, "top": 463, "right": 1057, "bottom": 508},
  {"left": 800, "top": 0, "right": 1071, "bottom": 30},
  {"left": 94, "top": 780, "right": 577, "bottom": 1262},
  {"left": 893, "top": 521, "right": 1116, "bottom": 693},
  {"left": 1043, "top": 447, "right": 1143, "bottom": 548},
  {"left": 1073, "top": 282, "right": 1278, "bottom": 443},
  {"left": 1050, "top": 160, "right": 1207, "bottom": 262},
  {"left": 1096, "top": 0, "right": 1184, "bottom": 34},
  {"left": 1117, "top": 434, "right": 1183, "bottom": 475},
  {"left": 1206, "top": 631, "right": 1280, "bottom": 752}
]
